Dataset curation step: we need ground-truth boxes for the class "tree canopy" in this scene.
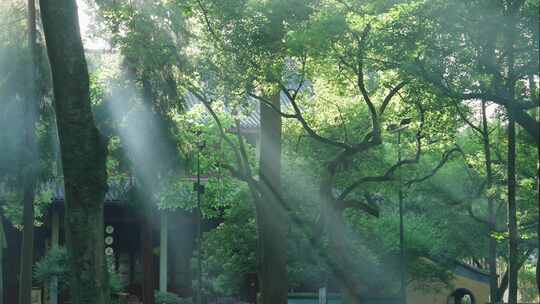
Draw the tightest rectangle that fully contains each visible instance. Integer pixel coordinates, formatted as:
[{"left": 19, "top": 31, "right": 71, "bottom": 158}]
[{"left": 0, "top": 0, "right": 538, "bottom": 303}]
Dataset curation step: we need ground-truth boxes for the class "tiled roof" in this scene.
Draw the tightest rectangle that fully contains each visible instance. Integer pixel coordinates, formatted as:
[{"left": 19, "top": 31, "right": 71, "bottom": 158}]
[{"left": 46, "top": 180, "right": 133, "bottom": 203}]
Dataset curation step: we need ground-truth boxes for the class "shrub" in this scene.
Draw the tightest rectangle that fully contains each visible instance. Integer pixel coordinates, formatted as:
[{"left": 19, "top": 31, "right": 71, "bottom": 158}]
[
  {"left": 33, "top": 246, "right": 69, "bottom": 290},
  {"left": 155, "top": 291, "right": 193, "bottom": 304},
  {"left": 34, "top": 246, "right": 125, "bottom": 298}
]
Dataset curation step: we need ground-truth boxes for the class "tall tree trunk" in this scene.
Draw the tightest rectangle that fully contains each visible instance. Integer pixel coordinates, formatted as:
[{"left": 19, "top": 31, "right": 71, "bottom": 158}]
[
  {"left": 537, "top": 155, "right": 539, "bottom": 296},
  {"left": 39, "top": 1, "right": 109, "bottom": 303},
  {"left": 136, "top": 74, "right": 160, "bottom": 304},
  {"left": 496, "top": 250, "right": 531, "bottom": 302},
  {"left": 533, "top": 76, "right": 540, "bottom": 296},
  {"left": 320, "top": 170, "right": 367, "bottom": 304},
  {"left": 18, "top": 172, "right": 35, "bottom": 304},
  {"left": 256, "top": 93, "right": 288, "bottom": 304},
  {"left": 507, "top": 117, "right": 518, "bottom": 304},
  {"left": 481, "top": 100, "right": 499, "bottom": 303},
  {"left": 504, "top": 7, "right": 519, "bottom": 302},
  {"left": 19, "top": 1, "right": 39, "bottom": 303},
  {"left": 537, "top": 142, "right": 540, "bottom": 297},
  {"left": 325, "top": 206, "right": 363, "bottom": 303}
]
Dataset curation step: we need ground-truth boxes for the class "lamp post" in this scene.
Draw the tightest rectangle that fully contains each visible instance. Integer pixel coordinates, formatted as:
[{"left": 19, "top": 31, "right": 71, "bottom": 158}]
[
  {"left": 195, "top": 131, "right": 206, "bottom": 304},
  {"left": 388, "top": 118, "right": 411, "bottom": 304}
]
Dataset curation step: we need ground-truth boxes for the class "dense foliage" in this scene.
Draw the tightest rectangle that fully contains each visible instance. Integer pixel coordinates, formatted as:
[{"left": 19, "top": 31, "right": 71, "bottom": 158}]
[{"left": 0, "top": 0, "right": 538, "bottom": 303}]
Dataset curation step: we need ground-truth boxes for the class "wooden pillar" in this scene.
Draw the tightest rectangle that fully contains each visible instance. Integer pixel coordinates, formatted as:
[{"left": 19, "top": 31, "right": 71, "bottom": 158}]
[
  {"left": 51, "top": 210, "right": 59, "bottom": 247},
  {"left": 318, "top": 287, "right": 327, "bottom": 304},
  {"left": 159, "top": 212, "right": 168, "bottom": 292},
  {"left": 5, "top": 223, "right": 21, "bottom": 304},
  {"left": 140, "top": 202, "right": 155, "bottom": 304}
]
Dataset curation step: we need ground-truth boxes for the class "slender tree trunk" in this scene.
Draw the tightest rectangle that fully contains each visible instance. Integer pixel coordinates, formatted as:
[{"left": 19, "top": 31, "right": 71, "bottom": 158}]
[
  {"left": 504, "top": 7, "right": 520, "bottom": 302},
  {"left": 481, "top": 100, "right": 499, "bottom": 303},
  {"left": 19, "top": 1, "right": 39, "bottom": 303},
  {"left": 533, "top": 76, "right": 540, "bottom": 296},
  {"left": 496, "top": 267, "right": 509, "bottom": 303},
  {"left": 135, "top": 74, "right": 161, "bottom": 304},
  {"left": 507, "top": 117, "right": 518, "bottom": 304},
  {"left": 196, "top": 152, "right": 203, "bottom": 304},
  {"left": 496, "top": 250, "right": 531, "bottom": 302},
  {"left": 256, "top": 93, "right": 288, "bottom": 304},
  {"left": 39, "top": 1, "right": 109, "bottom": 303},
  {"left": 537, "top": 145, "right": 540, "bottom": 298}
]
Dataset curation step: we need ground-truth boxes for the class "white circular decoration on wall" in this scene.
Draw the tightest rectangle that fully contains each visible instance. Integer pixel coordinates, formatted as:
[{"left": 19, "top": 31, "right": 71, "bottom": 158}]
[
  {"left": 105, "top": 225, "right": 114, "bottom": 234},
  {"left": 105, "top": 236, "right": 114, "bottom": 245}
]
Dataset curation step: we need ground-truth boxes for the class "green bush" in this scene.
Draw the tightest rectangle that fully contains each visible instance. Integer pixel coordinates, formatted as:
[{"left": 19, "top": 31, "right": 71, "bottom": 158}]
[
  {"left": 34, "top": 247, "right": 125, "bottom": 297},
  {"left": 155, "top": 291, "right": 193, "bottom": 304},
  {"left": 33, "top": 246, "right": 69, "bottom": 290},
  {"left": 109, "top": 267, "right": 125, "bottom": 294}
]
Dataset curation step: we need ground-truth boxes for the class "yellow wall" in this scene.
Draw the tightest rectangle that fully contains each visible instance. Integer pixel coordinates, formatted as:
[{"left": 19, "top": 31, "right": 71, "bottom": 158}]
[{"left": 407, "top": 274, "right": 490, "bottom": 304}]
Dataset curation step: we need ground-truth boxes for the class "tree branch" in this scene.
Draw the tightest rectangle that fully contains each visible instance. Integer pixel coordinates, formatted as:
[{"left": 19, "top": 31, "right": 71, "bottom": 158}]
[
  {"left": 186, "top": 87, "right": 249, "bottom": 178},
  {"left": 233, "top": 118, "right": 254, "bottom": 178},
  {"left": 279, "top": 84, "right": 352, "bottom": 149},
  {"left": 452, "top": 100, "right": 483, "bottom": 135},
  {"left": 195, "top": 0, "right": 219, "bottom": 43},
  {"left": 339, "top": 198, "right": 379, "bottom": 217},
  {"left": 354, "top": 26, "right": 380, "bottom": 141},
  {"left": 379, "top": 81, "right": 407, "bottom": 116},
  {"left": 248, "top": 93, "right": 298, "bottom": 119},
  {"left": 405, "top": 147, "right": 461, "bottom": 187},
  {"left": 337, "top": 102, "right": 431, "bottom": 200}
]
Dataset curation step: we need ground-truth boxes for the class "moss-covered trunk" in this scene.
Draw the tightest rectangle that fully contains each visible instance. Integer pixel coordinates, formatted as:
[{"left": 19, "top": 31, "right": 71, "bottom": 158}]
[
  {"left": 39, "top": 0, "right": 109, "bottom": 303},
  {"left": 256, "top": 93, "right": 288, "bottom": 304},
  {"left": 18, "top": 178, "right": 35, "bottom": 304},
  {"left": 19, "top": 1, "right": 39, "bottom": 303}
]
